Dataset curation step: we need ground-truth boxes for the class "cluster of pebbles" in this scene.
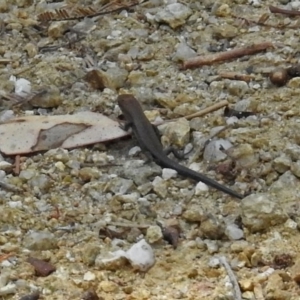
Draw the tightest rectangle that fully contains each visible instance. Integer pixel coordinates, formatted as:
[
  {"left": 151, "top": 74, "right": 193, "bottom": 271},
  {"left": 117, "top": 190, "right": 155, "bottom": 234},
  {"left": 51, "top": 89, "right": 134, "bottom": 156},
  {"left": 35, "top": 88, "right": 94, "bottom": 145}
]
[{"left": 1, "top": 0, "right": 300, "bottom": 299}]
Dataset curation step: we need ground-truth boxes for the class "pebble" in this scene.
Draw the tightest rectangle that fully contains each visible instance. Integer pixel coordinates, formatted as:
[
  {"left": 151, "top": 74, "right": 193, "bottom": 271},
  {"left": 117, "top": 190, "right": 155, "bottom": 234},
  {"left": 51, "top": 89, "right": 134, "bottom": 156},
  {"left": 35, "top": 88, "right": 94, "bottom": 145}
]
[
  {"left": 0, "top": 283, "right": 17, "bottom": 296},
  {"left": 273, "top": 155, "right": 291, "bottom": 173},
  {"left": 241, "top": 194, "right": 288, "bottom": 233},
  {"left": 23, "top": 231, "right": 58, "bottom": 250},
  {"left": 162, "top": 168, "right": 178, "bottom": 180},
  {"left": 99, "top": 280, "right": 118, "bottom": 293},
  {"left": 155, "top": 3, "right": 192, "bottom": 29},
  {"left": 173, "top": 42, "right": 197, "bottom": 62},
  {"left": 290, "top": 161, "right": 300, "bottom": 178},
  {"left": 195, "top": 181, "right": 209, "bottom": 194},
  {"left": 83, "top": 271, "right": 96, "bottom": 281},
  {"left": 225, "top": 224, "right": 244, "bottom": 240},
  {"left": 203, "top": 139, "right": 232, "bottom": 162},
  {"left": 146, "top": 225, "right": 163, "bottom": 244},
  {"left": 125, "top": 239, "right": 155, "bottom": 272}
]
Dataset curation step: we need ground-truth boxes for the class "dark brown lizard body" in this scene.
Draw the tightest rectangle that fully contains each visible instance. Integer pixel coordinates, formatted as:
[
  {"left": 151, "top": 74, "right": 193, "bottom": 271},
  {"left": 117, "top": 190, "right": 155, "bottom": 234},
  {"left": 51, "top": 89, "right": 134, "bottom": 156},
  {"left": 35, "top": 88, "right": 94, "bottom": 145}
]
[{"left": 118, "top": 94, "right": 244, "bottom": 199}]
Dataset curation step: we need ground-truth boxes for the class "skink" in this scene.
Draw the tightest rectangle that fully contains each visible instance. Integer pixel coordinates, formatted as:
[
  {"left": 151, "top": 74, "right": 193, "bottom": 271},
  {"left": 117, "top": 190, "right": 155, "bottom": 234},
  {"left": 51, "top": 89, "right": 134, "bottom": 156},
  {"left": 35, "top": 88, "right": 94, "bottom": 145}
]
[{"left": 118, "top": 94, "right": 244, "bottom": 199}]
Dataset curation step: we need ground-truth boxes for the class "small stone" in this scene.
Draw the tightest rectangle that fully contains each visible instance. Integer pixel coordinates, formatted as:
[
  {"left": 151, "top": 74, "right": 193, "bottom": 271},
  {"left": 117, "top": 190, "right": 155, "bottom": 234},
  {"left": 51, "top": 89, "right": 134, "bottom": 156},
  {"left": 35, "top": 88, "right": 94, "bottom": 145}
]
[
  {"left": 195, "top": 181, "right": 209, "bottom": 194},
  {"left": 83, "top": 271, "right": 96, "bottom": 281},
  {"left": 125, "top": 239, "right": 155, "bottom": 272},
  {"left": 24, "top": 42, "right": 38, "bottom": 58},
  {"left": 162, "top": 168, "right": 177, "bottom": 180},
  {"left": 48, "top": 22, "right": 69, "bottom": 39},
  {"left": 29, "top": 88, "right": 62, "bottom": 108},
  {"left": 80, "top": 244, "right": 101, "bottom": 266},
  {"left": 200, "top": 217, "right": 224, "bottom": 240},
  {"left": 290, "top": 161, "right": 300, "bottom": 178},
  {"left": 146, "top": 225, "right": 163, "bottom": 244},
  {"left": 204, "top": 240, "right": 219, "bottom": 254},
  {"left": 226, "top": 144, "right": 258, "bottom": 168},
  {"left": 173, "top": 42, "right": 197, "bottom": 62},
  {"left": 95, "top": 250, "right": 128, "bottom": 271},
  {"left": 81, "top": 290, "right": 101, "bottom": 300},
  {"left": 152, "top": 176, "right": 168, "bottom": 198},
  {"left": 23, "top": 231, "right": 58, "bottom": 250},
  {"left": 203, "top": 139, "right": 232, "bottom": 162},
  {"left": 28, "top": 174, "right": 52, "bottom": 192},
  {"left": 99, "top": 280, "right": 118, "bottom": 293},
  {"left": 0, "top": 161, "right": 12, "bottom": 171},
  {"left": 273, "top": 155, "right": 291, "bottom": 173},
  {"left": 182, "top": 205, "right": 204, "bottom": 222},
  {"left": 155, "top": 3, "right": 192, "bottom": 29},
  {"left": 0, "top": 283, "right": 17, "bottom": 296},
  {"left": 287, "top": 76, "right": 300, "bottom": 88},
  {"left": 241, "top": 194, "right": 288, "bottom": 233},
  {"left": 27, "top": 257, "right": 56, "bottom": 277},
  {"left": 225, "top": 224, "right": 244, "bottom": 240},
  {"left": 78, "top": 167, "right": 100, "bottom": 182},
  {"left": 227, "top": 80, "right": 249, "bottom": 97},
  {"left": 19, "top": 169, "right": 37, "bottom": 180},
  {"left": 214, "top": 4, "right": 231, "bottom": 17},
  {"left": 239, "top": 279, "right": 254, "bottom": 291}
]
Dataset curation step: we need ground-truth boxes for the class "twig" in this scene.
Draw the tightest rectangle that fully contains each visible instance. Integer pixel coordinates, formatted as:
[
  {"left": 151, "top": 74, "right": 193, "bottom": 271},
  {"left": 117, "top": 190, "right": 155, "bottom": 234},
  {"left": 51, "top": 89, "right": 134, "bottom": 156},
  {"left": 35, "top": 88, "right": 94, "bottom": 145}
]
[
  {"left": 269, "top": 5, "right": 300, "bottom": 16},
  {"left": 13, "top": 155, "right": 21, "bottom": 175},
  {"left": 218, "top": 72, "right": 255, "bottom": 82},
  {"left": 0, "top": 253, "right": 15, "bottom": 262},
  {"left": 218, "top": 256, "right": 242, "bottom": 300},
  {"left": 182, "top": 42, "right": 274, "bottom": 69},
  {"left": 0, "top": 59, "right": 12, "bottom": 64},
  {"left": 185, "top": 100, "right": 228, "bottom": 120},
  {"left": 154, "top": 100, "right": 229, "bottom": 126},
  {"left": 107, "top": 221, "right": 151, "bottom": 229}
]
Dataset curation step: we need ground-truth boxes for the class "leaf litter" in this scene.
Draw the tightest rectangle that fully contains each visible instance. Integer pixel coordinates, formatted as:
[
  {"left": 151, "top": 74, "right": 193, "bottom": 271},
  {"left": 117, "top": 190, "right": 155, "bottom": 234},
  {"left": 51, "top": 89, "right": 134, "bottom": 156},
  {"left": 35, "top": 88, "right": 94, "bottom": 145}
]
[{"left": 0, "top": 112, "right": 126, "bottom": 155}]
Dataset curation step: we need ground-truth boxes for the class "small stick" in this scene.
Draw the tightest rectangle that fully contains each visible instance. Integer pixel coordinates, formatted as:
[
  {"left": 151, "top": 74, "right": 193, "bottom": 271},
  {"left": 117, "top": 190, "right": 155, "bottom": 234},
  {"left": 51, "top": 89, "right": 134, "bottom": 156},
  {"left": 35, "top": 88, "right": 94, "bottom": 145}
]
[
  {"left": 107, "top": 221, "right": 151, "bottom": 229},
  {"left": 218, "top": 256, "right": 242, "bottom": 300},
  {"left": 182, "top": 42, "right": 274, "bottom": 69},
  {"left": 269, "top": 5, "right": 300, "bottom": 16},
  {"left": 0, "top": 59, "right": 12, "bottom": 64},
  {"left": 218, "top": 72, "right": 255, "bottom": 82},
  {"left": 154, "top": 100, "right": 229, "bottom": 126},
  {"left": 13, "top": 155, "right": 21, "bottom": 175},
  {"left": 0, "top": 252, "right": 15, "bottom": 262},
  {"left": 185, "top": 100, "right": 228, "bottom": 120}
]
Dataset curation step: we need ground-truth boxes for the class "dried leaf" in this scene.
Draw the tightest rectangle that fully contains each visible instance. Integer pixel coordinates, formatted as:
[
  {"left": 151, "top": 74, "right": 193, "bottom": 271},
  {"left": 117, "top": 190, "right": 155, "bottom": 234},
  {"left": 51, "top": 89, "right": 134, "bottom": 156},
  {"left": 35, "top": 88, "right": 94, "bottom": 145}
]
[{"left": 0, "top": 112, "right": 126, "bottom": 155}]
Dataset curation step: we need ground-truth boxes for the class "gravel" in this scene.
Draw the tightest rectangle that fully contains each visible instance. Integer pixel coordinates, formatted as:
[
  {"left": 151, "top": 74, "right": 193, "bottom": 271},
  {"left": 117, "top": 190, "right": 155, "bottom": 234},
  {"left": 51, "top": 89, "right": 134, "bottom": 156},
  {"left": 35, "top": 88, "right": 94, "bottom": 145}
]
[{"left": 1, "top": 0, "right": 300, "bottom": 299}]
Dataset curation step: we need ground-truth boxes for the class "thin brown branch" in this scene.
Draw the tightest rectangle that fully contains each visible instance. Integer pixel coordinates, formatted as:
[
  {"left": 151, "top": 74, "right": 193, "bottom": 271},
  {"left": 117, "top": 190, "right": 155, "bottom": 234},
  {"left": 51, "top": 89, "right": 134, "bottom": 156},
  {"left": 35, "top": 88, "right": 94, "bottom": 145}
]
[
  {"left": 182, "top": 42, "right": 274, "bottom": 70},
  {"left": 13, "top": 155, "right": 21, "bottom": 175},
  {"left": 185, "top": 100, "right": 229, "bottom": 120},
  {"left": 218, "top": 72, "right": 255, "bottom": 82},
  {"left": 269, "top": 5, "right": 300, "bottom": 16}
]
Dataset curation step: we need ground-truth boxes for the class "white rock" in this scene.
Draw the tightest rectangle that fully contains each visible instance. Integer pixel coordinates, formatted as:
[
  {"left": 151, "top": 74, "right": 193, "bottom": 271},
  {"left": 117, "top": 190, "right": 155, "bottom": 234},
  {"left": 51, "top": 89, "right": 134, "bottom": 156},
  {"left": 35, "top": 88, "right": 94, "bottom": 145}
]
[
  {"left": 225, "top": 224, "right": 244, "bottom": 240},
  {"left": 125, "top": 239, "right": 155, "bottom": 272},
  {"left": 0, "top": 283, "right": 17, "bottom": 296},
  {"left": 83, "top": 271, "right": 96, "bottom": 281},
  {"left": 162, "top": 168, "right": 177, "bottom": 180},
  {"left": 9, "top": 76, "right": 31, "bottom": 97},
  {"left": 195, "top": 181, "right": 209, "bottom": 194},
  {"left": 203, "top": 139, "right": 233, "bottom": 162}
]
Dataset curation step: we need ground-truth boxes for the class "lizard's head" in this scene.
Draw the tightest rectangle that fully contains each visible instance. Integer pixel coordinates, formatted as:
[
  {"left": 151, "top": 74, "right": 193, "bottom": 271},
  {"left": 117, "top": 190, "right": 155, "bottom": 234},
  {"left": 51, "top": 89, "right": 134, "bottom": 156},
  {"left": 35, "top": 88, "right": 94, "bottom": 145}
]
[{"left": 117, "top": 94, "right": 136, "bottom": 108}]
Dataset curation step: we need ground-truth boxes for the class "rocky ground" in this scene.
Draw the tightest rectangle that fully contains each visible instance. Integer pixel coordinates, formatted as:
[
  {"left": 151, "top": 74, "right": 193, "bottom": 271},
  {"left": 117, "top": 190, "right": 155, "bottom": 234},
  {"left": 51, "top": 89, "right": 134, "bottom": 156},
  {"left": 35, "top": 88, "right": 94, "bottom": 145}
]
[{"left": 1, "top": 0, "right": 300, "bottom": 299}]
